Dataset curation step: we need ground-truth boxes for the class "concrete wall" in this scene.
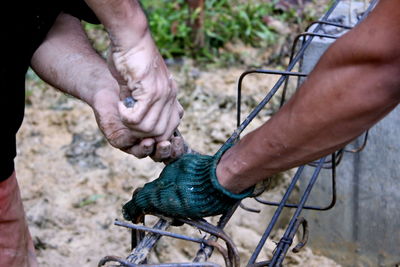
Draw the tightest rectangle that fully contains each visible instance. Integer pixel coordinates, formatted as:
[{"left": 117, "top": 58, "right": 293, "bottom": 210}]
[{"left": 298, "top": 1, "right": 400, "bottom": 266}]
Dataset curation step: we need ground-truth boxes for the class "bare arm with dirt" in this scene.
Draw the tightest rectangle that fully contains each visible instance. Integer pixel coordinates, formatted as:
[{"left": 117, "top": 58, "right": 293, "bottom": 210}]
[
  {"left": 30, "top": 12, "right": 182, "bottom": 161},
  {"left": 217, "top": 0, "right": 400, "bottom": 193}
]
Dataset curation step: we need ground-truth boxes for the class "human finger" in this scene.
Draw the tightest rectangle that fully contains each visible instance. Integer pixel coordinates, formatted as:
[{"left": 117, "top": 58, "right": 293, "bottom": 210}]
[
  {"left": 124, "top": 138, "right": 155, "bottom": 158},
  {"left": 119, "top": 96, "right": 181, "bottom": 140},
  {"left": 118, "top": 92, "right": 170, "bottom": 136},
  {"left": 154, "top": 104, "right": 182, "bottom": 142},
  {"left": 151, "top": 140, "right": 172, "bottom": 162},
  {"left": 170, "top": 135, "right": 185, "bottom": 159}
]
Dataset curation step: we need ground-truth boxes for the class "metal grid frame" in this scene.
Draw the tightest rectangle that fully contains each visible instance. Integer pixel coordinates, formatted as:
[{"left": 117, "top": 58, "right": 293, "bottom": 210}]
[{"left": 99, "top": 1, "right": 378, "bottom": 266}]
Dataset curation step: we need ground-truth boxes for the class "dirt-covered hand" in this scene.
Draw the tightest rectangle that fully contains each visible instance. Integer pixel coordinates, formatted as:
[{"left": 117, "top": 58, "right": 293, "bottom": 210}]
[
  {"left": 122, "top": 145, "right": 254, "bottom": 221},
  {"left": 83, "top": 0, "right": 183, "bottom": 156},
  {"left": 107, "top": 31, "right": 183, "bottom": 144},
  {"left": 91, "top": 81, "right": 186, "bottom": 160}
]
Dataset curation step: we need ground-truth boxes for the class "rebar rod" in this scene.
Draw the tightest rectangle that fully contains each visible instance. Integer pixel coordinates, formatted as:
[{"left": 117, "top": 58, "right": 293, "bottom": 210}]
[
  {"left": 192, "top": 201, "right": 240, "bottom": 263},
  {"left": 99, "top": 256, "right": 221, "bottom": 267},
  {"left": 125, "top": 219, "right": 170, "bottom": 264},
  {"left": 236, "top": 70, "right": 308, "bottom": 128},
  {"left": 254, "top": 152, "right": 337, "bottom": 211},
  {"left": 305, "top": 20, "right": 353, "bottom": 32},
  {"left": 247, "top": 164, "right": 306, "bottom": 264},
  {"left": 117, "top": 219, "right": 238, "bottom": 267},
  {"left": 178, "top": 218, "right": 240, "bottom": 267},
  {"left": 269, "top": 158, "right": 326, "bottom": 266}
]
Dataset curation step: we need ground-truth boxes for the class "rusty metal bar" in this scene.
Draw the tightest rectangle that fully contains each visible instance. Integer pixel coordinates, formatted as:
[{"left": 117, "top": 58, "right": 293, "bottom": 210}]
[
  {"left": 236, "top": 70, "right": 307, "bottom": 129},
  {"left": 99, "top": 256, "right": 221, "bottom": 267},
  {"left": 192, "top": 202, "right": 240, "bottom": 264},
  {"left": 254, "top": 152, "right": 337, "bottom": 211},
  {"left": 304, "top": 20, "right": 353, "bottom": 32},
  {"left": 126, "top": 219, "right": 170, "bottom": 264},
  {"left": 269, "top": 158, "right": 325, "bottom": 266}
]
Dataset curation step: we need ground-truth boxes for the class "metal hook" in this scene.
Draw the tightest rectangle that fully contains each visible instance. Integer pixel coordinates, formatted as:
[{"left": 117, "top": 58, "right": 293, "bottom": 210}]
[{"left": 292, "top": 217, "right": 309, "bottom": 253}]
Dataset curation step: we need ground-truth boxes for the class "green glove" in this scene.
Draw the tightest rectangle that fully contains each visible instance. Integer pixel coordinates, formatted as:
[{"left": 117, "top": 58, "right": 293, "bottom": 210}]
[{"left": 122, "top": 144, "right": 253, "bottom": 221}]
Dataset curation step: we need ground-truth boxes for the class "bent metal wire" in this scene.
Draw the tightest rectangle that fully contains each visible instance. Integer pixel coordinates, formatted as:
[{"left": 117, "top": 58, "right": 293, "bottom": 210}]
[{"left": 99, "top": 1, "right": 378, "bottom": 266}]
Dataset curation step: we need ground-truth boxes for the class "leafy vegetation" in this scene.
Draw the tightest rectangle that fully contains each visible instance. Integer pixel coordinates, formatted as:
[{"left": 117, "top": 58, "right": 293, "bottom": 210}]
[
  {"left": 82, "top": 0, "right": 322, "bottom": 66},
  {"left": 141, "top": 0, "right": 303, "bottom": 64}
]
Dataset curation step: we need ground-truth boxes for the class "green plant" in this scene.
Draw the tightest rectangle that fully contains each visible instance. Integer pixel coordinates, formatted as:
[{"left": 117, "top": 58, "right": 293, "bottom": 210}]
[{"left": 141, "top": 0, "right": 295, "bottom": 64}]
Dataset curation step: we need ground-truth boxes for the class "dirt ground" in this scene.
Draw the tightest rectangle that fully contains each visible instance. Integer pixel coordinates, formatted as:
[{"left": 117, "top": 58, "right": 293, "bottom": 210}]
[{"left": 18, "top": 59, "right": 340, "bottom": 266}]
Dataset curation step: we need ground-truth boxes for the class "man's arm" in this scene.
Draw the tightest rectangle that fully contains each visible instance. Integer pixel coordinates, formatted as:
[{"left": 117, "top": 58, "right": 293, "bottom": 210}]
[
  {"left": 217, "top": 0, "right": 400, "bottom": 193},
  {"left": 30, "top": 12, "right": 138, "bottom": 150},
  {"left": 31, "top": 13, "right": 114, "bottom": 107},
  {"left": 83, "top": 0, "right": 148, "bottom": 48},
  {"left": 30, "top": 12, "right": 178, "bottom": 157}
]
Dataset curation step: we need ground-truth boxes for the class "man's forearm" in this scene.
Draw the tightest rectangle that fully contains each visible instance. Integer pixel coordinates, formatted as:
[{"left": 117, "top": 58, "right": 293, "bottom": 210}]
[
  {"left": 31, "top": 13, "right": 118, "bottom": 106},
  {"left": 217, "top": 0, "right": 400, "bottom": 193},
  {"left": 83, "top": 0, "right": 149, "bottom": 49}
]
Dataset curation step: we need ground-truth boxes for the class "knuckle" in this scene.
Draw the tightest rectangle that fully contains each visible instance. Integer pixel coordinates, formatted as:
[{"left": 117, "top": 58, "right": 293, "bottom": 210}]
[
  {"left": 140, "top": 123, "right": 156, "bottom": 134},
  {"left": 151, "top": 127, "right": 165, "bottom": 138},
  {"left": 121, "top": 113, "right": 141, "bottom": 125},
  {"left": 107, "top": 132, "right": 128, "bottom": 149},
  {"left": 130, "top": 146, "right": 147, "bottom": 159}
]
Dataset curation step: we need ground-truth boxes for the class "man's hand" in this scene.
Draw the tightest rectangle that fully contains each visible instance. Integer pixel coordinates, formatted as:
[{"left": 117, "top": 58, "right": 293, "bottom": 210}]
[
  {"left": 107, "top": 31, "right": 184, "bottom": 142},
  {"left": 85, "top": 0, "right": 184, "bottom": 159},
  {"left": 92, "top": 88, "right": 185, "bottom": 160},
  {"left": 106, "top": 33, "right": 184, "bottom": 158},
  {"left": 122, "top": 145, "right": 254, "bottom": 221}
]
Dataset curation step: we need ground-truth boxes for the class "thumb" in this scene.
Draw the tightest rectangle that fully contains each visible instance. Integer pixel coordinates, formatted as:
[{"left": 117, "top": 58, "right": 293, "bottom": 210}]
[
  {"left": 107, "top": 48, "right": 126, "bottom": 85},
  {"left": 107, "top": 49, "right": 132, "bottom": 100}
]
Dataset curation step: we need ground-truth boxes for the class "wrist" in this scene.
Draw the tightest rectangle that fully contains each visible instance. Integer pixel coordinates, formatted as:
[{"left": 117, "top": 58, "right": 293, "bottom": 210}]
[
  {"left": 85, "top": 0, "right": 148, "bottom": 44},
  {"left": 216, "top": 148, "right": 243, "bottom": 194},
  {"left": 212, "top": 167, "right": 253, "bottom": 199},
  {"left": 108, "top": 31, "right": 163, "bottom": 90},
  {"left": 110, "top": 28, "right": 154, "bottom": 57},
  {"left": 103, "top": 2, "right": 150, "bottom": 50},
  {"left": 86, "top": 69, "right": 119, "bottom": 108},
  {"left": 85, "top": 0, "right": 150, "bottom": 50},
  {"left": 213, "top": 144, "right": 254, "bottom": 197},
  {"left": 108, "top": 23, "right": 150, "bottom": 52}
]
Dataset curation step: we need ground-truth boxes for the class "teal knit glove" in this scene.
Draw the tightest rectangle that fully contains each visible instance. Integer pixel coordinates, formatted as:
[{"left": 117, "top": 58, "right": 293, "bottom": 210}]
[{"left": 122, "top": 145, "right": 253, "bottom": 221}]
